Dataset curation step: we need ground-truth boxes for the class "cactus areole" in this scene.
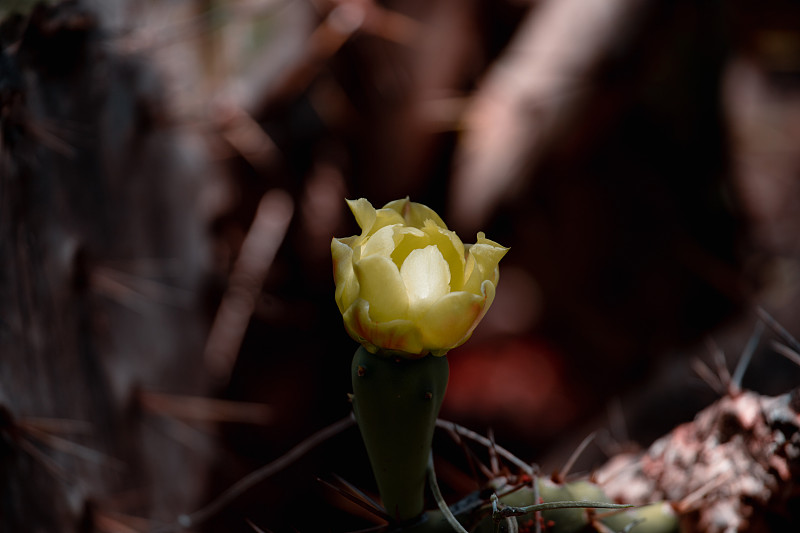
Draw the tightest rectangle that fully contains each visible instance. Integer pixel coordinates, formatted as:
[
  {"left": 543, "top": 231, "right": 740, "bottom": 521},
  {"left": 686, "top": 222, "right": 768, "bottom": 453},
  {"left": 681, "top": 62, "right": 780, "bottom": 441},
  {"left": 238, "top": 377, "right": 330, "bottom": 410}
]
[{"left": 351, "top": 347, "right": 449, "bottom": 521}]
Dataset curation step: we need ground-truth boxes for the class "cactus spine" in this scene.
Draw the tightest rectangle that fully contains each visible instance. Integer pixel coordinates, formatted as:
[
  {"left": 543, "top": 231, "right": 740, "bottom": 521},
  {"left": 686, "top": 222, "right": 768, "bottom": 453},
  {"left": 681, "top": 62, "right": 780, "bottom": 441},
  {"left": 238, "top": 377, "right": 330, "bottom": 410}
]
[{"left": 351, "top": 346, "right": 449, "bottom": 522}]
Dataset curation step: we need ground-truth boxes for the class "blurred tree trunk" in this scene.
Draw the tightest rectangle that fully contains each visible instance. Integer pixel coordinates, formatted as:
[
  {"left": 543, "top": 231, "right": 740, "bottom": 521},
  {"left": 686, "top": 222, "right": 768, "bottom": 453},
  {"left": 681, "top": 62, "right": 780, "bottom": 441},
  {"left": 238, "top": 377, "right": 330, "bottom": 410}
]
[{"left": 1, "top": 3, "right": 216, "bottom": 530}]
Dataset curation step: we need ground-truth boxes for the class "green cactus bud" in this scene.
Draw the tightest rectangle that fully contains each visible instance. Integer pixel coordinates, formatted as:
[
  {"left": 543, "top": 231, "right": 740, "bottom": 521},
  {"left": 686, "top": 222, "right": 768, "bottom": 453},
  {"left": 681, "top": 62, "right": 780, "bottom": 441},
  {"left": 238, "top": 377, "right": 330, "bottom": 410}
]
[
  {"left": 468, "top": 478, "right": 677, "bottom": 533},
  {"left": 537, "top": 479, "right": 592, "bottom": 533},
  {"left": 563, "top": 480, "right": 611, "bottom": 503},
  {"left": 351, "top": 346, "right": 449, "bottom": 522}
]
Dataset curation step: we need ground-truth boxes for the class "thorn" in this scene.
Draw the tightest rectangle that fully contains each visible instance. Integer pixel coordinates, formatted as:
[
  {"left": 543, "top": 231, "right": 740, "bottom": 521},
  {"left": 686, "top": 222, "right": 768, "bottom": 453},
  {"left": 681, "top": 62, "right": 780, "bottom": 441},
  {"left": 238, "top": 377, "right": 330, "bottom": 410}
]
[
  {"left": 532, "top": 470, "right": 542, "bottom": 533},
  {"left": 18, "top": 416, "right": 93, "bottom": 435},
  {"left": 691, "top": 358, "right": 726, "bottom": 397},
  {"left": 771, "top": 342, "right": 800, "bottom": 368},
  {"left": 16, "top": 436, "right": 70, "bottom": 483},
  {"left": 705, "top": 337, "right": 732, "bottom": 392},
  {"left": 19, "top": 423, "right": 125, "bottom": 470},
  {"left": 757, "top": 307, "right": 800, "bottom": 354},
  {"left": 245, "top": 518, "right": 271, "bottom": 533},
  {"left": 446, "top": 424, "right": 487, "bottom": 486},
  {"left": 175, "top": 415, "right": 355, "bottom": 529},
  {"left": 731, "top": 320, "right": 764, "bottom": 393},
  {"left": 90, "top": 266, "right": 193, "bottom": 310},
  {"left": 677, "top": 471, "right": 731, "bottom": 512},
  {"left": 93, "top": 510, "right": 156, "bottom": 533},
  {"left": 331, "top": 473, "right": 385, "bottom": 515},
  {"left": 487, "top": 428, "right": 500, "bottom": 476},
  {"left": 435, "top": 419, "right": 535, "bottom": 476},
  {"left": 139, "top": 390, "right": 273, "bottom": 425},
  {"left": 316, "top": 476, "right": 390, "bottom": 521},
  {"left": 560, "top": 431, "right": 597, "bottom": 480},
  {"left": 204, "top": 189, "right": 294, "bottom": 383}
]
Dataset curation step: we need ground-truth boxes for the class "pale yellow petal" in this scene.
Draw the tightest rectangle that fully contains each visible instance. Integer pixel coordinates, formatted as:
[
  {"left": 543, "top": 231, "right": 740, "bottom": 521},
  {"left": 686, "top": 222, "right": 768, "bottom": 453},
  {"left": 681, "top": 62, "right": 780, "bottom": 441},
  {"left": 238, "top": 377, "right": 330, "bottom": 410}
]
[
  {"left": 346, "top": 198, "right": 377, "bottom": 234},
  {"left": 472, "top": 279, "right": 498, "bottom": 335},
  {"left": 354, "top": 254, "right": 409, "bottom": 322},
  {"left": 389, "top": 228, "right": 433, "bottom": 270},
  {"left": 343, "top": 299, "right": 425, "bottom": 355},
  {"left": 361, "top": 224, "right": 398, "bottom": 258},
  {"left": 372, "top": 208, "right": 406, "bottom": 236},
  {"left": 462, "top": 233, "right": 509, "bottom": 294},
  {"left": 476, "top": 231, "right": 505, "bottom": 248},
  {"left": 419, "top": 291, "right": 484, "bottom": 351},
  {"left": 332, "top": 238, "right": 359, "bottom": 313},
  {"left": 390, "top": 221, "right": 464, "bottom": 289},
  {"left": 423, "top": 220, "right": 466, "bottom": 290},
  {"left": 383, "top": 197, "right": 447, "bottom": 229},
  {"left": 400, "top": 246, "right": 450, "bottom": 310}
]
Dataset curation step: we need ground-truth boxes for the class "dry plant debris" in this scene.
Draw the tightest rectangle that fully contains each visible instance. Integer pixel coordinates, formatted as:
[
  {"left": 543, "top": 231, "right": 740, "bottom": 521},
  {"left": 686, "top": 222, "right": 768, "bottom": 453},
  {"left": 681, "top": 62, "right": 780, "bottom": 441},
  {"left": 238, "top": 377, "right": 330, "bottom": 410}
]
[{"left": 597, "top": 388, "right": 800, "bottom": 533}]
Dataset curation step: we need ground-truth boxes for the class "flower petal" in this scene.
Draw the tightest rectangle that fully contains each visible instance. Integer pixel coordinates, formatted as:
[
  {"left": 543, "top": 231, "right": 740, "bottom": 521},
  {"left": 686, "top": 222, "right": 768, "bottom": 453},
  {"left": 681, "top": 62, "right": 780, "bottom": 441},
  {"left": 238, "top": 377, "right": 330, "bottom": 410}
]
[
  {"left": 343, "top": 299, "right": 425, "bottom": 355},
  {"left": 389, "top": 222, "right": 465, "bottom": 288},
  {"left": 418, "top": 290, "right": 484, "bottom": 353},
  {"left": 361, "top": 224, "right": 399, "bottom": 258},
  {"left": 383, "top": 198, "right": 448, "bottom": 229},
  {"left": 372, "top": 208, "right": 406, "bottom": 236},
  {"left": 471, "top": 279, "right": 498, "bottom": 336},
  {"left": 335, "top": 198, "right": 507, "bottom": 356},
  {"left": 332, "top": 237, "right": 359, "bottom": 313},
  {"left": 400, "top": 245, "right": 450, "bottom": 311},
  {"left": 354, "top": 254, "right": 409, "bottom": 322},
  {"left": 346, "top": 198, "right": 377, "bottom": 234},
  {"left": 432, "top": 281, "right": 495, "bottom": 355},
  {"left": 463, "top": 232, "right": 509, "bottom": 294},
  {"left": 422, "top": 221, "right": 466, "bottom": 290}
]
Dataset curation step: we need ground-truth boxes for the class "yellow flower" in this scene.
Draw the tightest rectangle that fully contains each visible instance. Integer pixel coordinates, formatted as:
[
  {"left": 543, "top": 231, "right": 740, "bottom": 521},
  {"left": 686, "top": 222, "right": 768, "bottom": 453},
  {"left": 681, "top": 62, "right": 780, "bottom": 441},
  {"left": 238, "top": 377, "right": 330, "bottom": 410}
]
[{"left": 332, "top": 198, "right": 508, "bottom": 357}]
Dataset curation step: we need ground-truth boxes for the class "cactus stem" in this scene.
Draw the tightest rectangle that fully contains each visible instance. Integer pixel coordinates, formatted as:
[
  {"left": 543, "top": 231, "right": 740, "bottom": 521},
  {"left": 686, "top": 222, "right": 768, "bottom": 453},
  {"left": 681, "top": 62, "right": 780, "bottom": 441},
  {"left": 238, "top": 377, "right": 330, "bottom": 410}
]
[{"left": 351, "top": 346, "right": 449, "bottom": 522}]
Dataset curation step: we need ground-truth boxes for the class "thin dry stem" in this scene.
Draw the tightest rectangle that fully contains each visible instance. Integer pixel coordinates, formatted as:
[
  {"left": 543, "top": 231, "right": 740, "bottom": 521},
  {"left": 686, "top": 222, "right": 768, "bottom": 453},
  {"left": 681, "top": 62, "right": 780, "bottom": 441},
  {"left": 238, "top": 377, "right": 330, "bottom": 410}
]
[{"left": 428, "top": 454, "right": 470, "bottom": 533}]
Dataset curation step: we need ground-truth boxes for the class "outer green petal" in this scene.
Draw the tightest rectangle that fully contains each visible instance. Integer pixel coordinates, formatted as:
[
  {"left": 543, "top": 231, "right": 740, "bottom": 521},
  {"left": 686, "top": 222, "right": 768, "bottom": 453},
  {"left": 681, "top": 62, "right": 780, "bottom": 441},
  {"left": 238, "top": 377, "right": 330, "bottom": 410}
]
[
  {"left": 354, "top": 255, "right": 409, "bottom": 322},
  {"left": 419, "top": 290, "right": 484, "bottom": 352},
  {"left": 343, "top": 300, "right": 425, "bottom": 355},
  {"left": 332, "top": 238, "right": 359, "bottom": 313},
  {"left": 383, "top": 197, "right": 447, "bottom": 230}
]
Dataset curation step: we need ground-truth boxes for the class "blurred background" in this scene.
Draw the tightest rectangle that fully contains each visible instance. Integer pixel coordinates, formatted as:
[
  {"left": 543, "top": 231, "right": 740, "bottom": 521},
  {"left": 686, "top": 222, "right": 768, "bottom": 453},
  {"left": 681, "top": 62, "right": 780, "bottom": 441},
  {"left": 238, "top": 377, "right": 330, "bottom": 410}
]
[{"left": 2, "top": 0, "right": 800, "bottom": 531}]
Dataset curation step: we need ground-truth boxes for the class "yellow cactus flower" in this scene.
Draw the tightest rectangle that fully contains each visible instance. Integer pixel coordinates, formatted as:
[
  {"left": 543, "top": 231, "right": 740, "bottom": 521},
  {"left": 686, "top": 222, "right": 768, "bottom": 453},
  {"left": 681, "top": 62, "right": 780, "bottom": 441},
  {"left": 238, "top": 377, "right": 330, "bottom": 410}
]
[{"left": 332, "top": 197, "right": 508, "bottom": 357}]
